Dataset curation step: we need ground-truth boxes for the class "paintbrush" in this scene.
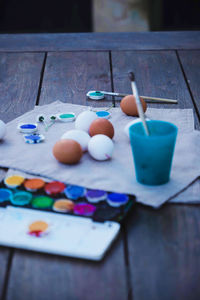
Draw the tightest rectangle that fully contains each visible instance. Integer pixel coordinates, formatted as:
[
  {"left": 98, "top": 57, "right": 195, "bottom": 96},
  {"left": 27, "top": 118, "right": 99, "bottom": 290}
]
[
  {"left": 88, "top": 90, "right": 178, "bottom": 103},
  {"left": 128, "top": 72, "right": 149, "bottom": 136}
]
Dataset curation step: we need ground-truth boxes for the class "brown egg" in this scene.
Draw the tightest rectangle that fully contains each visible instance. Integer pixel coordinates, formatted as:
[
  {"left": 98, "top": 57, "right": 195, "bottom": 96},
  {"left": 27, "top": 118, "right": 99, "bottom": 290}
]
[
  {"left": 120, "top": 95, "right": 147, "bottom": 116},
  {"left": 53, "top": 139, "right": 82, "bottom": 164},
  {"left": 89, "top": 118, "right": 114, "bottom": 139}
]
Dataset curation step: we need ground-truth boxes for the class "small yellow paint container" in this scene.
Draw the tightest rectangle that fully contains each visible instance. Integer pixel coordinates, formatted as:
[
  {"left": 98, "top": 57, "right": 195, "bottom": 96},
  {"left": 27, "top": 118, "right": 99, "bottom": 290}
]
[{"left": 4, "top": 175, "right": 25, "bottom": 188}]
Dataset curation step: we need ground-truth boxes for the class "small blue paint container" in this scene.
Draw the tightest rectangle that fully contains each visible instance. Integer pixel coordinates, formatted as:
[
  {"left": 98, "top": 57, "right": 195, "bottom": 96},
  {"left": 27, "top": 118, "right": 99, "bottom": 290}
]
[
  {"left": 107, "top": 193, "right": 129, "bottom": 207},
  {"left": 18, "top": 123, "right": 38, "bottom": 134},
  {"left": 0, "top": 188, "right": 13, "bottom": 203},
  {"left": 96, "top": 111, "right": 111, "bottom": 119},
  {"left": 64, "top": 185, "right": 85, "bottom": 200}
]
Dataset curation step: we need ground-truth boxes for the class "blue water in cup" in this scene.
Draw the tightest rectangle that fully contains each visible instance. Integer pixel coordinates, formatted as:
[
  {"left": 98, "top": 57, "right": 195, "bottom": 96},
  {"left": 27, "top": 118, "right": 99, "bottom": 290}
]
[{"left": 129, "top": 120, "right": 178, "bottom": 185}]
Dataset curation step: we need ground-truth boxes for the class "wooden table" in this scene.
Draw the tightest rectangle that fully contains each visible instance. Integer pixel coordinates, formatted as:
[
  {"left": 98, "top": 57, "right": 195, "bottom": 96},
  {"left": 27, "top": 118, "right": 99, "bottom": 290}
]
[{"left": 0, "top": 31, "right": 200, "bottom": 300}]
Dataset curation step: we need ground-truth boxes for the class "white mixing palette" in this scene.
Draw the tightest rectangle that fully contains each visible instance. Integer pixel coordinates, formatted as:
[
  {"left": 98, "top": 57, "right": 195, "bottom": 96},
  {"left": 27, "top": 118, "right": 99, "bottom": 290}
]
[{"left": 0, "top": 206, "right": 120, "bottom": 261}]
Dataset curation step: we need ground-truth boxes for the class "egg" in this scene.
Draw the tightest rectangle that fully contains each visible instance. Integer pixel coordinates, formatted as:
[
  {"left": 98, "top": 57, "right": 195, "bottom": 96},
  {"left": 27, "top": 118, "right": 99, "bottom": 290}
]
[
  {"left": 120, "top": 95, "right": 147, "bottom": 116},
  {"left": 88, "top": 134, "right": 114, "bottom": 161},
  {"left": 124, "top": 118, "right": 151, "bottom": 137},
  {"left": 75, "top": 110, "right": 98, "bottom": 132},
  {"left": 53, "top": 139, "right": 82, "bottom": 164},
  {"left": 61, "top": 129, "right": 90, "bottom": 152},
  {"left": 89, "top": 118, "right": 114, "bottom": 139},
  {"left": 0, "top": 120, "right": 6, "bottom": 140}
]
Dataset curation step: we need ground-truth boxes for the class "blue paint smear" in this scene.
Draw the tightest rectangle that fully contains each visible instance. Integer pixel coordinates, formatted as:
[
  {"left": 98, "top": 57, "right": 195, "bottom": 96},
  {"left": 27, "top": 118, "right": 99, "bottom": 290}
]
[
  {"left": 96, "top": 111, "right": 110, "bottom": 118},
  {"left": 20, "top": 124, "right": 36, "bottom": 129},
  {"left": 25, "top": 135, "right": 41, "bottom": 141}
]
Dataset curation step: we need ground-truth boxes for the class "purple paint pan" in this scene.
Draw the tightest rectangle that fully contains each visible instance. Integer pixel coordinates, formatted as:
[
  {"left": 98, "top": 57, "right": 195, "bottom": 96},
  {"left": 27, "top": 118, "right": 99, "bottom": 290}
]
[{"left": 86, "top": 189, "right": 107, "bottom": 203}]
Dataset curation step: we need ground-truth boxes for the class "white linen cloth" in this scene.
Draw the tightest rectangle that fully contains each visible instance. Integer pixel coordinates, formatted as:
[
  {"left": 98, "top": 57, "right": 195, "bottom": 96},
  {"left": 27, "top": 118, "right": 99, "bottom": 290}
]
[{"left": 0, "top": 101, "right": 199, "bottom": 208}]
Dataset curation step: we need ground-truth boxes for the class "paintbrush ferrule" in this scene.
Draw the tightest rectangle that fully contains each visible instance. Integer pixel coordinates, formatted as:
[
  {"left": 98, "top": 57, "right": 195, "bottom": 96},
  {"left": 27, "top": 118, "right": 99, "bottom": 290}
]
[{"left": 128, "top": 72, "right": 135, "bottom": 82}]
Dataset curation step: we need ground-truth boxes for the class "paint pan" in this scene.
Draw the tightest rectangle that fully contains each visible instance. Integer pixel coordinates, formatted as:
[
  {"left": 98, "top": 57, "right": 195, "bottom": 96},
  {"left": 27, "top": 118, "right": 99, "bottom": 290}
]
[
  {"left": 11, "top": 191, "right": 32, "bottom": 206},
  {"left": 107, "top": 193, "right": 129, "bottom": 207},
  {"left": 24, "top": 178, "right": 45, "bottom": 192},
  {"left": 4, "top": 175, "right": 25, "bottom": 189},
  {"left": 0, "top": 188, "right": 13, "bottom": 203},
  {"left": 53, "top": 199, "right": 75, "bottom": 213},
  {"left": 86, "top": 189, "right": 107, "bottom": 203},
  {"left": 44, "top": 181, "right": 66, "bottom": 196},
  {"left": 74, "top": 203, "right": 96, "bottom": 216},
  {"left": 32, "top": 196, "right": 53, "bottom": 209},
  {"left": 64, "top": 185, "right": 85, "bottom": 200}
]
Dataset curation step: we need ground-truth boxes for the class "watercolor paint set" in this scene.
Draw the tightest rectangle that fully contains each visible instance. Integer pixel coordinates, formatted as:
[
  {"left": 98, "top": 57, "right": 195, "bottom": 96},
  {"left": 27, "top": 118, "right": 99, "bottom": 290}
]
[{"left": 0, "top": 173, "right": 135, "bottom": 260}]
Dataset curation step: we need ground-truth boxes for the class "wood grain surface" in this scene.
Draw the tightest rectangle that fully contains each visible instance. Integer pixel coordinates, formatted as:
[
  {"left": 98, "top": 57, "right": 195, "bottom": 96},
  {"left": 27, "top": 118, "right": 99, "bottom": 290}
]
[
  {"left": 178, "top": 50, "right": 200, "bottom": 122},
  {"left": 111, "top": 50, "right": 192, "bottom": 109},
  {"left": 0, "top": 52, "right": 45, "bottom": 299},
  {"left": 6, "top": 234, "right": 128, "bottom": 300},
  {"left": 0, "top": 32, "right": 200, "bottom": 52},
  {"left": 0, "top": 247, "right": 10, "bottom": 299},
  {"left": 39, "top": 51, "right": 113, "bottom": 107},
  {"left": 0, "top": 53, "right": 45, "bottom": 122},
  {"left": 126, "top": 204, "right": 200, "bottom": 300},
  {"left": 111, "top": 50, "right": 200, "bottom": 300}
]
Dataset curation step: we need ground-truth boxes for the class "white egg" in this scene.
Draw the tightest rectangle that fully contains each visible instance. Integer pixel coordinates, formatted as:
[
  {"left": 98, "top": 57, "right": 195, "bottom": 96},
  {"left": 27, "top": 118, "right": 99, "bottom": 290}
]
[
  {"left": 124, "top": 118, "right": 150, "bottom": 137},
  {"left": 88, "top": 134, "right": 114, "bottom": 161},
  {"left": 75, "top": 111, "right": 97, "bottom": 132},
  {"left": 0, "top": 120, "right": 6, "bottom": 140},
  {"left": 61, "top": 129, "right": 90, "bottom": 152}
]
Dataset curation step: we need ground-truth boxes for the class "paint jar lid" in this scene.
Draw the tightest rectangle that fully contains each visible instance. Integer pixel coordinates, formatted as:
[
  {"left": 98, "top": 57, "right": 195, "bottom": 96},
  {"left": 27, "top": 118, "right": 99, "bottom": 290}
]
[
  {"left": 44, "top": 181, "right": 66, "bottom": 195},
  {"left": 0, "top": 188, "right": 13, "bottom": 202},
  {"left": 64, "top": 185, "right": 85, "bottom": 200},
  {"left": 18, "top": 123, "right": 38, "bottom": 133},
  {"left": 86, "top": 189, "right": 107, "bottom": 203},
  {"left": 24, "top": 178, "right": 45, "bottom": 191},
  {"left": 4, "top": 175, "right": 25, "bottom": 188},
  {"left": 57, "top": 113, "right": 76, "bottom": 122},
  {"left": 11, "top": 191, "right": 32, "bottom": 206},
  {"left": 96, "top": 111, "right": 111, "bottom": 119},
  {"left": 32, "top": 196, "right": 53, "bottom": 209},
  {"left": 86, "top": 91, "right": 105, "bottom": 100},
  {"left": 23, "top": 133, "right": 45, "bottom": 144},
  {"left": 107, "top": 193, "right": 129, "bottom": 207},
  {"left": 53, "top": 199, "right": 75, "bottom": 213},
  {"left": 74, "top": 203, "right": 96, "bottom": 216}
]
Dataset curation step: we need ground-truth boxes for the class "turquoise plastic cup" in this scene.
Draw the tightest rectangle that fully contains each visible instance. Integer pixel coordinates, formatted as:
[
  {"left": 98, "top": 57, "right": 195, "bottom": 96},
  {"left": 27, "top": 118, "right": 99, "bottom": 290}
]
[{"left": 129, "top": 120, "right": 178, "bottom": 185}]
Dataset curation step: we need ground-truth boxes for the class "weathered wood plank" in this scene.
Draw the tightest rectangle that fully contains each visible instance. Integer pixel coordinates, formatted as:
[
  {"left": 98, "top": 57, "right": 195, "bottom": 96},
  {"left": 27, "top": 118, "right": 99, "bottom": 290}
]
[
  {"left": 0, "top": 52, "right": 45, "bottom": 298},
  {"left": 0, "top": 247, "right": 10, "bottom": 298},
  {"left": 112, "top": 50, "right": 200, "bottom": 299},
  {"left": 39, "top": 51, "right": 112, "bottom": 107},
  {"left": 126, "top": 204, "right": 200, "bottom": 300},
  {"left": 0, "top": 32, "right": 200, "bottom": 52},
  {"left": 6, "top": 233, "right": 128, "bottom": 300},
  {"left": 0, "top": 53, "right": 45, "bottom": 122},
  {"left": 178, "top": 50, "right": 200, "bottom": 121},
  {"left": 111, "top": 50, "right": 192, "bottom": 110}
]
